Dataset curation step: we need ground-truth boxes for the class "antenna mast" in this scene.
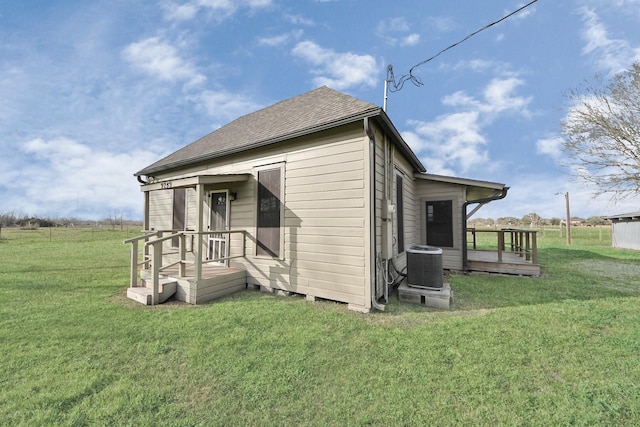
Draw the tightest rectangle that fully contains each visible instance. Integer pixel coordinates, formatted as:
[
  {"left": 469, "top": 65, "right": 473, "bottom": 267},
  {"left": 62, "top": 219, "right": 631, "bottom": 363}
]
[{"left": 383, "top": 65, "right": 393, "bottom": 112}]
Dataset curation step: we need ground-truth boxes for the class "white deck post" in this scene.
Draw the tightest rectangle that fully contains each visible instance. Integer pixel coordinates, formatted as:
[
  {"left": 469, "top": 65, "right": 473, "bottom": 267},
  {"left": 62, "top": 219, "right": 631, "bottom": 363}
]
[
  {"left": 151, "top": 241, "right": 161, "bottom": 305},
  {"left": 195, "top": 184, "right": 204, "bottom": 281},
  {"left": 179, "top": 233, "right": 186, "bottom": 277},
  {"left": 129, "top": 239, "right": 138, "bottom": 287}
]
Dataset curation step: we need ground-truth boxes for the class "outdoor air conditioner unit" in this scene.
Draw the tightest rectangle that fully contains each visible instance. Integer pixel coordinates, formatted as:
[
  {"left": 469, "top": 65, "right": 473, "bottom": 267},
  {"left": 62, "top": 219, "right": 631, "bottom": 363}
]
[{"left": 406, "top": 245, "right": 444, "bottom": 289}]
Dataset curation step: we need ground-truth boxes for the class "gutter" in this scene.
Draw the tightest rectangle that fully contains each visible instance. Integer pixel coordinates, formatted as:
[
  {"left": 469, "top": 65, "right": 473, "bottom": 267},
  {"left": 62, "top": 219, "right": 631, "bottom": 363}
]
[
  {"left": 365, "top": 117, "right": 386, "bottom": 312},
  {"left": 462, "top": 187, "right": 510, "bottom": 272}
]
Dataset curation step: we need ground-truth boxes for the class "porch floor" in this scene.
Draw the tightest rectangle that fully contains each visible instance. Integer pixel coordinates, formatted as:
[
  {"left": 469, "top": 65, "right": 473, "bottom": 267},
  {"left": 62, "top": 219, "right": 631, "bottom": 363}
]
[{"left": 467, "top": 250, "right": 540, "bottom": 276}]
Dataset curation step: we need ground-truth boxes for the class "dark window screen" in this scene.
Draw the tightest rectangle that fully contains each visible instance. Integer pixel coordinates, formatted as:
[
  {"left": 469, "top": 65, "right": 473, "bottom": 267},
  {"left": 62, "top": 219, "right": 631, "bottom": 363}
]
[
  {"left": 426, "top": 200, "right": 453, "bottom": 248},
  {"left": 396, "top": 175, "right": 404, "bottom": 253},
  {"left": 257, "top": 168, "right": 281, "bottom": 257},
  {"left": 172, "top": 188, "right": 186, "bottom": 247}
]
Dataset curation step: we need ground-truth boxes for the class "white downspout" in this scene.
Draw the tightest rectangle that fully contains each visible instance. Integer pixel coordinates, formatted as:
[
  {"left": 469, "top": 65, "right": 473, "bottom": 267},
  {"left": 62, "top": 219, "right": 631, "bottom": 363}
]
[{"left": 365, "top": 117, "right": 386, "bottom": 311}]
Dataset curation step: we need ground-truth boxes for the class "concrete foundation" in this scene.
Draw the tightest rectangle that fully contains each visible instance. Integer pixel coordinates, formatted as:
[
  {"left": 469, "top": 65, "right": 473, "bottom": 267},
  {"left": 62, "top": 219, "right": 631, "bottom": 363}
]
[{"left": 397, "top": 282, "right": 452, "bottom": 310}]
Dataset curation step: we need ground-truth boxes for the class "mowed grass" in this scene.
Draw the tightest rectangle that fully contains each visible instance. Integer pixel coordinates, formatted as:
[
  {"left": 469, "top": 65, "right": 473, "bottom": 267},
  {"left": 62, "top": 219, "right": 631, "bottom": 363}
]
[{"left": 1, "top": 227, "right": 640, "bottom": 425}]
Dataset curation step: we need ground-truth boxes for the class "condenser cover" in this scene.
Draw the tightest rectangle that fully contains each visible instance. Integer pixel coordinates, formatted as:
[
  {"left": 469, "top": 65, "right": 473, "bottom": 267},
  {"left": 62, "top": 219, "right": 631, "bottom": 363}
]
[{"left": 406, "top": 245, "right": 444, "bottom": 289}]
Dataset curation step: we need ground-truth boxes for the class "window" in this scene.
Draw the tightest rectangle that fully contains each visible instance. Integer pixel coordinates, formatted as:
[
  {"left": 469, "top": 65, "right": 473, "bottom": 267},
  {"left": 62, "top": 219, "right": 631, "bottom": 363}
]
[
  {"left": 172, "top": 188, "right": 186, "bottom": 247},
  {"left": 257, "top": 168, "right": 281, "bottom": 257},
  {"left": 426, "top": 200, "right": 454, "bottom": 248},
  {"left": 396, "top": 174, "right": 404, "bottom": 253}
]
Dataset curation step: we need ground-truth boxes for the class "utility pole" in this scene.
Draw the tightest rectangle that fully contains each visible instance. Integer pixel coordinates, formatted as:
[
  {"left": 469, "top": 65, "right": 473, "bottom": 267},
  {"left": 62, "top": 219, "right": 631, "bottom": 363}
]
[
  {"left": 555, "top": 191, "right": 572, "bottom": 245},
  {"left": 565, "top": 192, "right": 571, "bottom": 246}
]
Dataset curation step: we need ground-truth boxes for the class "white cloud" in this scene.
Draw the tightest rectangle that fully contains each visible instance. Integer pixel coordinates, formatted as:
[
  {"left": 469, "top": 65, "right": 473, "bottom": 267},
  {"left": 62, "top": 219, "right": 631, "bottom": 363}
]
[
  {"left": 403, "top": 75, "right": 532, "bottom": 174},
  {"left": 25, "top": 137, "right": 92, "bottom": 159},
  {"left": 258, "top": 30, "right": 304, "bottom": 47},
  {"left": 163, "top": 0, "right": 273, "bottom": 21},
  {"left": 7, "top": 137, "right": 164, "bottom": 219},
  {"left": 451, "top": 58, "right": 512, "bottom": 75},
  {"left": 536, "top": 136, "right": 564, "bottom": 160},
  {"left": 579, "top": 7, "right": 640, "bottom": 74},
  {"left": 407, "top": 111, "right": 488, "bottom": 174},
  {"left": 376, "top": 17, "right": 420, "bottom": 46},
  {"left": 284, "top": 13, "right": 315, "bottom": 26},
  {"left": 163, "top": 2, "right": 199, "bottom": 20},
  {"left": 191, "top": 90, "right": 263, "bottom": 122},
  {"left": 291, "top": 41, "right": 378, "bottom": 90},
  {"left": 482, "top": 77, "right": 532, "bottom": 117},
  {"left": 426, "top": 16, "right": 455, "bottom": 33},
  {"left": 122, "top": 37, "right": 206, "bottom": 86},
  {"left": 401, "top": 34, "right": 420, "bottom": 47},
  {"left": 382, "top": 17, "right": 410, "bottom": 33}
]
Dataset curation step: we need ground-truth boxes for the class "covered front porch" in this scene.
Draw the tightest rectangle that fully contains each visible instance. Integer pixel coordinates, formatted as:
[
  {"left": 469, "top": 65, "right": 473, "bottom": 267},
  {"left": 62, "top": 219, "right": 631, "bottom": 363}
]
[
  {"left": 466, "top": 228, "right": 540, "bottom": 276},
  {"left": 124, "top": 229, "right": 249, "bottom": 305},
  {"left": 124, "top": 173, "right": 253, "bottom": 305}
]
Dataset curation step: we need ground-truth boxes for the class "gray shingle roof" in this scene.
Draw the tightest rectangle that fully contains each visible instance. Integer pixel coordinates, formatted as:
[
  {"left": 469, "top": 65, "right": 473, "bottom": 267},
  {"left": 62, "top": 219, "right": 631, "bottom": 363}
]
[{"left": 136, "top": 86, "right": 423, "bottom": 176}]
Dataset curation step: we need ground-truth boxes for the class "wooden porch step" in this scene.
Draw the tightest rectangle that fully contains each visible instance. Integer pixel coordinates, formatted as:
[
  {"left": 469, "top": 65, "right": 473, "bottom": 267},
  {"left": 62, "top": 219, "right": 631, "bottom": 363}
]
[{"left": 126, "top": 279, "right": 177, "bottom": 305}]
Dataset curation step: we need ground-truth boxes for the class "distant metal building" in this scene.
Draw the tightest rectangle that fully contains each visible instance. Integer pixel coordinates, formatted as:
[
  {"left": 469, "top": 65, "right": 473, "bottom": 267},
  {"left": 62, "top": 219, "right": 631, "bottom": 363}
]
[{"left": 604, "top": 212, "right": 640, "bottom": 250}]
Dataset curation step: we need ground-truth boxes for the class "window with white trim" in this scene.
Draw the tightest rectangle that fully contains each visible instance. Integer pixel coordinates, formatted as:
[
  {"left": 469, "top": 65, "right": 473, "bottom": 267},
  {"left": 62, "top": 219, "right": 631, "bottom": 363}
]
[{"left": 256, "top": 168, "right": 282, "bottom": 257}]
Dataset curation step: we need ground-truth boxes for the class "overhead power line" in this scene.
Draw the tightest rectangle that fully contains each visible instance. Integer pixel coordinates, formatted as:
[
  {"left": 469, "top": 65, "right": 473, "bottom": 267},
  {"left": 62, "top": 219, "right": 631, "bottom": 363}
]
[{"left": 387, "top": 0, "right": 540, "bottom": 94}]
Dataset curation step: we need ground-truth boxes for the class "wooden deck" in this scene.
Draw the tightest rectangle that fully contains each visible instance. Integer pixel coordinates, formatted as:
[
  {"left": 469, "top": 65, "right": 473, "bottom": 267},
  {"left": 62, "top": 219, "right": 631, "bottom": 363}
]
[
  {"left": 125, "top": 230, "right": 249, "bottom": 305},
  {"left": 467, "top": 250, "right": 540, "bottom": 276}
]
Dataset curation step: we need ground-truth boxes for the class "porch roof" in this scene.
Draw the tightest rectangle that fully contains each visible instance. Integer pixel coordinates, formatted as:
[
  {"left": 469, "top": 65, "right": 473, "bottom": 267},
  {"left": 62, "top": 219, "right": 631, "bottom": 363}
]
[
  {"left": 414, "top": 173, "right": 507, "bottom": 201},
  {"left": 603, "top": 212, "right": 640, "bottom": 221},
  {"left": 141, "top": 173, "right": 251, "bottom": 191}
]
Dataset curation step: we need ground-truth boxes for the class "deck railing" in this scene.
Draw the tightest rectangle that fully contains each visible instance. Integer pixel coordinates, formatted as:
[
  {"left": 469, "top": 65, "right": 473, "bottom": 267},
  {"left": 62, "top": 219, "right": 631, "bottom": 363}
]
[
  {"left": 467, "top": 228, "right": 538, "bottom": 265},
  {"left": 125, "top": 230, "right": 247, "bottom": 305}
]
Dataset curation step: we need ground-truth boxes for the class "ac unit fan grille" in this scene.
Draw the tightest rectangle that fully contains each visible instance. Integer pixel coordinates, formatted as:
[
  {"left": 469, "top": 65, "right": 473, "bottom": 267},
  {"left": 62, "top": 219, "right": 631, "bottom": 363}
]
[{"left": 406, "top": 245, "right": 443, "bottom": 289}]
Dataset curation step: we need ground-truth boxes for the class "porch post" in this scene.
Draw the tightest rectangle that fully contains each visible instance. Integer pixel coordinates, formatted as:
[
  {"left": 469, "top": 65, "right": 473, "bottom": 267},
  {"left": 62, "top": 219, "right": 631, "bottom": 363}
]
[
  {"left": 143, "top": 191, "right": 150, "bottom": 231},
  {"left": 143, "top": 191, "right": 150, "bottom": 262},
  {"left": 497, "top": 230, "right": 504, "bottom": 263},
  {"left": 151, "top": 241, "right": 161, "bottom": 305},
  {"left": 195, "top": 183, "right": 205, "bottom": 281},
  {"left": 179, "top": 234, "right": 186, "bottom": 277},
  {"left": 129, "top": 240, "right": 138, "bottom": 287}
]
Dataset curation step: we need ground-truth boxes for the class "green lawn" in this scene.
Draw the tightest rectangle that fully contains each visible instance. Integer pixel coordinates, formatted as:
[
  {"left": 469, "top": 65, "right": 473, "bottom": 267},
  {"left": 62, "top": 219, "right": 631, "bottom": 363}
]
[{"left": 1, "top": 226, "right": 639, "bottom": 425}]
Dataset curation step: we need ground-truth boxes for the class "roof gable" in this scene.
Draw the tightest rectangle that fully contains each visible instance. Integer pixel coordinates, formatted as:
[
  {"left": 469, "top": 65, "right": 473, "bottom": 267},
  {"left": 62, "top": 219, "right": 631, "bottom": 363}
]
[
  {"left": 137, "top": 86, "right": 382, "bottom": 176},
  {"left": 415, "top": 172, "right": 507, "bottom": 201}
]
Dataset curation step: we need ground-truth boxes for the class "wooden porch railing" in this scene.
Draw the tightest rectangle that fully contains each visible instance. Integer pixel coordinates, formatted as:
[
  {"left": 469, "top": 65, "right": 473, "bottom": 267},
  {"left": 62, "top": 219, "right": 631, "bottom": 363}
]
[
  {"left": 467, "top": 228, "right": 538, "bottom": 265},
  {"left": 124, "top": 230, "right": 247, "bottom": 305}
]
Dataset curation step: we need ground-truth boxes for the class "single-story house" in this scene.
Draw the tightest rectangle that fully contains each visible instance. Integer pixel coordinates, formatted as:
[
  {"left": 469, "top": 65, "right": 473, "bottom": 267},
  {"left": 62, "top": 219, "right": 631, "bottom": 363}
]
[
  {"left": 126, "top": 86, "right": 510, "bottom": 312},
  {"left": 603, "top": 212, "right": 640, "bottom": 250}
]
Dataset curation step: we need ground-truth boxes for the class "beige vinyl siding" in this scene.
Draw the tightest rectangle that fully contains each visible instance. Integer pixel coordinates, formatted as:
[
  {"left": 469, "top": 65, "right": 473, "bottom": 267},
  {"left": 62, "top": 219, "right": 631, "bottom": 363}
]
[
  {"left": 414, "top": 181, "right": 465, "bottom": 270},
  {"left": 148, "top": 190, "right": 173, "bottom": 231},
  {"left": 393, "top": 152, "right": 417, "bottom": 273},
  {"left": 147, "top": 189, "right": 181, "bottom": 266},
  {"left": 186, "top": 188, "right": 197, "bottom": 230},
  {"left": 282, "top": 131, "right": 367, "bottom": 305},
  {"left": 153, "top": 123, "right": 370, "bottom": 306}
]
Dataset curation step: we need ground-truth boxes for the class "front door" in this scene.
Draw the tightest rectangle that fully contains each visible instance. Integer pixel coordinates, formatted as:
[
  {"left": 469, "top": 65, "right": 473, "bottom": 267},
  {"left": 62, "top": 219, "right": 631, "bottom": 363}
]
[{"left": 208, "top": 191, "right": 229, "bottom": 264}]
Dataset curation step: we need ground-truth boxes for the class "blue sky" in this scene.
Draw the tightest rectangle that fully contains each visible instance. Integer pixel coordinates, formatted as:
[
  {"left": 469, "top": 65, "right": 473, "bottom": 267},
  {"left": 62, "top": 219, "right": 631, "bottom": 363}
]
[{"left": 2, "top": 0, "right": 640, "bottom": 221}]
